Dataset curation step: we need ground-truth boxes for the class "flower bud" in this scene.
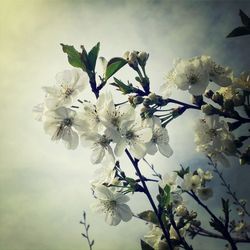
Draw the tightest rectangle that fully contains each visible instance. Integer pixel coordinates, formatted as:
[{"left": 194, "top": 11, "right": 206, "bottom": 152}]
[
  {"left": 143, "top": 98, "right": 152, "bottom": 107},
  {"left": 212, "top": 92, "right": 223, "bottom": 105},
  {"left": 175, "top": 204, "right": 188, "bottom": 217},
  {"left": 138, "top": 51, "right": 149, "bottom": 67},
  {"left": 204, "top": 89, "right": 214, "bottom": 99},
  {"left": 133, "top": 96, "right": 144, "bottom": 105},
  {"left": 201, "top": 104, "right": 216, "bottom": 115}
]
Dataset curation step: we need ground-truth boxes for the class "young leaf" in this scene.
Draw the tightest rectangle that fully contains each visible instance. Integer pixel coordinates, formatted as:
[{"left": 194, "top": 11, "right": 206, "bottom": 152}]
[
  {"left": 105, "top": 57, "right": 127, "bottom": 80},
  {"left": 88, "top": 42, "right": 100, "bottom": 71},
  {"left": 141, "top": 240, "right": 154, "bottom": 250},
  {"left": 110, "top": 77, "right": 134, "bottom": 94},
  {"left": 239, "top": 9, "right": 250, "bottom": 26},
  {"left": 137, "top": 210, "right": 159, "bottom": 224},
  {"left": 158, "top": 184, "right": 171, "bottom": 209},
  {"left": 60, "top": 44, "right": 86, "bottom": 70}
]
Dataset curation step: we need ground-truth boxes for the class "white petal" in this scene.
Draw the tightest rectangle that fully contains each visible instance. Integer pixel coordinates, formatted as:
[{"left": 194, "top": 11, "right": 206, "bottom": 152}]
[
  {"left": 91, "top": 146, "right": 105, "bottom": 164},
  {"left": 117, "top": 204, "right": 133, "bottom": 222},
  {"left": 62, "top": 129, "right": 79, "bottom": 150},
  {"left": 158, "top": 142, "right": 173, "bottom": 157},
  {"left": 130, "top": 142, "right": 146, "bottom": 159},
  {"left": 146, "top": 142, "right": 158, "bottom": 155},
  {"left": 114, "top": 139, "right": 127, "bottom": 157},
  {"left": 115, "top": 193, "right": 130, "bottom": 204},
  {"left": 105, "top": 211, "right": 121, "bottom": 226},
  {"left": 95, "top": 185, "right": 114, "bottom": 200},
  {"left": 135, "top": 128, "right": 152, "bottom": 143},
  {"left": 55, "top": 70, "right": 72, "bottom": 85}
]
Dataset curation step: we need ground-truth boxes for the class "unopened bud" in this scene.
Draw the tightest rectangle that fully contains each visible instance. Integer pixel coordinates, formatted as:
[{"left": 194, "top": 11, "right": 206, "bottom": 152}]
[
  {"left": 201, "top": 104, "right": 216, "bottom": 115},
  {"left": 138, "top": 51, "right": 149, "bottom": 67},
  {"left": 204, "top": 90, "right": 214, "bottom": 99},
  {"left": 133, "top": 96, "right": 144, "bottom": 105},
  {"left": 175, "top": 204, "right": 188, "bottom": 217},
  {"left": 212, "top": 92, "right": 223, "bottom": 105}
]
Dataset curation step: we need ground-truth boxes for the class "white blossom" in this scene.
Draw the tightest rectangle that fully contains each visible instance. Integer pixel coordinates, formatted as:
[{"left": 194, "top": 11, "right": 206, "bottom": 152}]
[
  {"left": 182, "top": 173, "right": 201, "bottom": 191},
  {"left": 114, "top": 117, "right": 152, "bottom": 159},
  {"left": 201, "top": 55, "right": 233, "bottom": 87},
  {"left": 170, "top": 57, "right": 209, "bottom": 96},
  {"left": 81, "top": 132, "right": 114, "bottom": 164},
  {"left": 92, "top": 185, "right": 133, "bottom": 226},
  {"left": 90, "top": 161, "right": 117, "bottom": 187},
  {"left": 194, "top": 115, "right": 237, "bottom": 165},
  {"left": 43, "top": 69, "right": 87, "bottom": 109},
  {"left": 43, "top": 107, "right": 86, "bottom": 149},
  {"left": 144, "top": 225, "right": 162, "bottom": 249},
  {"left": 144, "top": 117, "right": 173, "bottom": 157},
  {"left": 160, "top": 172, "right": 178, "bottom": 190},
  {"left": 196, "top": 168, "right": 213, "bottom": 181}
]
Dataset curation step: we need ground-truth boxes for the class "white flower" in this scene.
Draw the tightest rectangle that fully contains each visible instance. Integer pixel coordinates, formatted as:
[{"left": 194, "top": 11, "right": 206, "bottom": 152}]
[
  {"left": 196, "top": 168, "right": 213, "bottom": 181},
  {"left": 43, "top": 69, "right": 87, "bottom": 109},
  {"left": 159, "top": 69, "right": 177, "bottom": 98},
  {"left": 160, "top": 172, "right": 178, "bottom": 190},
  {"left": 197, "top": 187, "right": 213, "bottom": 201},
  {"left": 99, "top": 94, "right": 135, "bottom": 132},
  {"left": 201, "top": 55, "right": 233, "bottom": 87},
  {"left": 114, "top": 118, "right": 152, "bottom": 159},
  {"left": 44, "top": 107, "right": 86, "bottom": 149},
  {"left": 233, "top": 71, "right": 250, "bottom": 91},
  {"left": 81, "top": 132, "right": 114, "bottom": 164},
  {"left": 182, "top": 173, "right": 201, "bottom": 191},
  {"left": 171, "top": 57, "right": 209, "bottom": 96},
  {"left": 90, "top": 161, "right": 117, "bottom": 187},
  {"left": 92, "top": 185, "right": 133, "bottom": 226},
  {"left": 78, "top": 92, "right": 115, "bottom": 133},
  {"left": 169, "top": 224, "right": 186, "bottom": 240},
  {"left": 144, "top": 117, "right": 173, "bottom": 157},
  {"left": 195, "top": 115, "right": 237, "bottom": 165},
  {"left": 144, "top": 225, "right": 162, "bottom": 249}
]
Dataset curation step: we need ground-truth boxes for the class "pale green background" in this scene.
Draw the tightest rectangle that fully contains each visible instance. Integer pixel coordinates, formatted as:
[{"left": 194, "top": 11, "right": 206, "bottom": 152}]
[{"left": 0, "top": 1, "right": 250, "bottom": 250}]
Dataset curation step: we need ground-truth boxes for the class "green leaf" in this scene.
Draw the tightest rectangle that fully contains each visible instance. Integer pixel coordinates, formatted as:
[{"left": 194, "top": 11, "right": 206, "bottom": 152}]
[
  {"left": 138, "top": 210, "right": 158, "bottom": 225},
  {"left": 88, "top": 42, "right": 100, "bottom": 71},
  {"left": 105, "top": 57, "right": 127, "bottom": 80},
  {"left": 60, "top": 44, "right": 86, "bottom": 70},
  {"left": 110, "top": 77, "right": 134, "bottom": 94},
  {"left": 158, "top": 184, "right": 171, "bottom": 209},
  {"left": 141, "top": 240, "right": 154, "bottom": 250}
]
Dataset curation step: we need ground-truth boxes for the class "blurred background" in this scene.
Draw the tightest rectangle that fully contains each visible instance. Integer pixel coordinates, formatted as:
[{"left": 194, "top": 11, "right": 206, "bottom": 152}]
[{"left": 0, "top": 0, "right": 250, "bottom": 249}]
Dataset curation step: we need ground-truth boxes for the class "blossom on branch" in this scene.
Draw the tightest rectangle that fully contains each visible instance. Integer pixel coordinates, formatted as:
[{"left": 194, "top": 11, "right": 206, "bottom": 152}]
[{"left": 92, "top": 185, "right": 133, "bottom": 226}]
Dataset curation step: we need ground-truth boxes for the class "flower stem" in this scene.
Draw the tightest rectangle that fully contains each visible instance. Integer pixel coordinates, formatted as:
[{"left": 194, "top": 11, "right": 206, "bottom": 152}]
[
  {"left": 185, "top": 191, "right": 238, "bottom": 250},
  {"left": 125, "top": 149, "right": 173, "bottom": 250}
]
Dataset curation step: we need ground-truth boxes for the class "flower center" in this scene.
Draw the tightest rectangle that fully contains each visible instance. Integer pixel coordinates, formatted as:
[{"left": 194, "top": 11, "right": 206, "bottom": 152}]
[
  {"left": 187, "top": 73, "right": 199, "bottom": 85},
  {"left": 102, "top": 200, "right": 117, "bottom": 212},
  {"left": 98, "top": 135, "right": 111, "bottom": 147},
  {"left": 125, "top": 130, "right": 135, "bottom": 140},
  {"left": 64, "top": 87, "right": 74, "bottom": 98},
  {"left": 63, "top": 118, "right": 73, "bottom": 127}
]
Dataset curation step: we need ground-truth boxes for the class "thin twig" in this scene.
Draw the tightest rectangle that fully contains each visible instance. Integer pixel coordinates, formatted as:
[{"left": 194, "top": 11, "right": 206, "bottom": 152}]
[
  {"left": 80, "top": 211, "right": 94, "bottom": 250},
  {"left": 208, "top": 157, "right": 250, "bottom": 217}
]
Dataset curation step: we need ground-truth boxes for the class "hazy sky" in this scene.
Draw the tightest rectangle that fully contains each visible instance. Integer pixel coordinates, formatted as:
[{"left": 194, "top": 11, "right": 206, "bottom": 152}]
[{"left": 0, "top": 1, "right": 250, "bottom": 250}]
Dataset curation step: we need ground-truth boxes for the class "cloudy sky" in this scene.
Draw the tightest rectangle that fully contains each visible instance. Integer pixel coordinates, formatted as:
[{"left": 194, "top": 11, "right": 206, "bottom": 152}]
[{"left": 0, "top": 1, "right": 250, "bottom": 250}]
